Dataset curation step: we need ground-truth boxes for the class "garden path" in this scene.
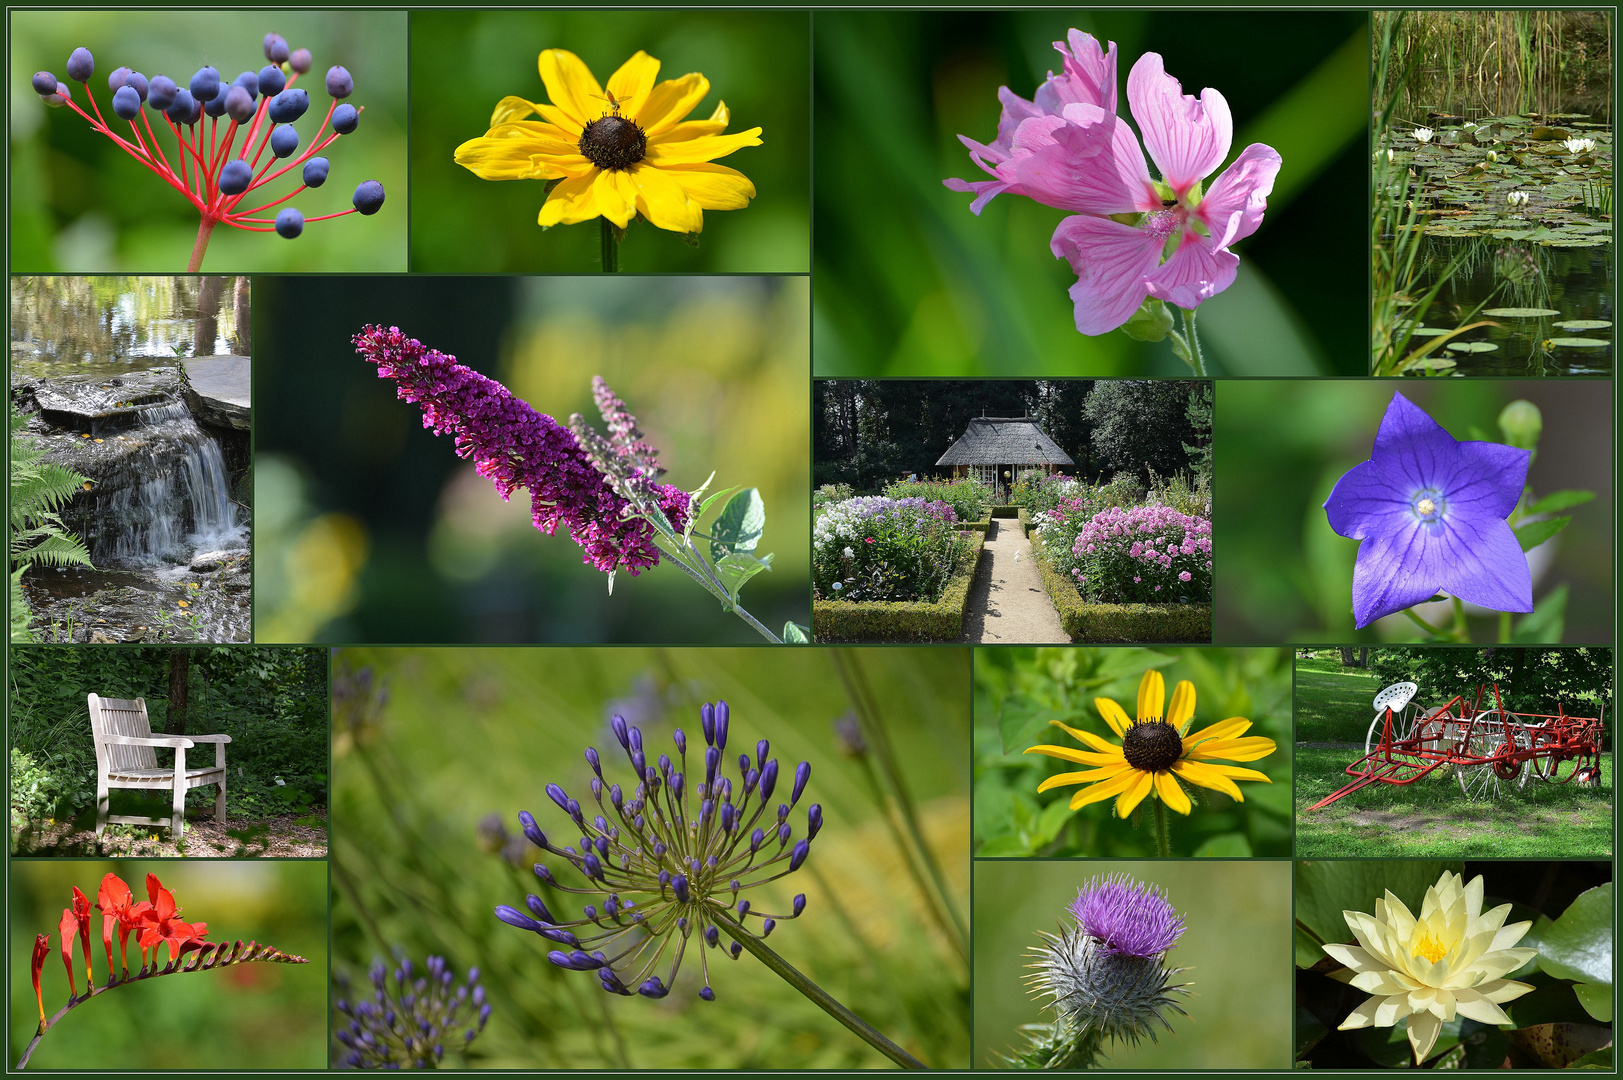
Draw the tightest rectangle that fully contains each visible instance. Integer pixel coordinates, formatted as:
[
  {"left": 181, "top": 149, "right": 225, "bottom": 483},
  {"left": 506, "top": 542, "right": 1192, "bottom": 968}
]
[{"left": 961, "top": 519, "right": 1069, "bottom": 644}]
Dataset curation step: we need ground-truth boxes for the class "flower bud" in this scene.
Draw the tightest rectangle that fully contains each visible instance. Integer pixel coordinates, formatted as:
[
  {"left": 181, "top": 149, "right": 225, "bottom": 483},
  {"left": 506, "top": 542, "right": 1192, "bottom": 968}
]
[
  {"left": 327, "top": 65, "right": 354, "bottom": 98},
  {"left": 290, "top": 48, "right": 312, "bottom": 75},
  {"left": 218, "top": 160, "right": 254, "bottom": 196},
  {"left": 1498, "top": 400, "right": 1542, "bottom": 450},
  {"left": 67, "top": 47, "right": 94, "bottom": 83}
]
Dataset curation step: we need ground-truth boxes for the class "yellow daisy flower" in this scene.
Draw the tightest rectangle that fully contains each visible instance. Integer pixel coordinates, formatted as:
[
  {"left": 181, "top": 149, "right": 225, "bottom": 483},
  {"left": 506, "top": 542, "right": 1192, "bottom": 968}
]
[
  {"left": 1024, "top": 669, "right": 1277, "bottom": 817},
  {"left": 454, "top": 49, "right": 763, "bottom": 235}
]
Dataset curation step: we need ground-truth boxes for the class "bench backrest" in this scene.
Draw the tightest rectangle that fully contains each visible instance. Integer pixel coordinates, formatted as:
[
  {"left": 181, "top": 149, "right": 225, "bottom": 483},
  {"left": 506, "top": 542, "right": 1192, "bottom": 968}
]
[{"left": 88, "top": 694, "right": 159, "bottom": 772}]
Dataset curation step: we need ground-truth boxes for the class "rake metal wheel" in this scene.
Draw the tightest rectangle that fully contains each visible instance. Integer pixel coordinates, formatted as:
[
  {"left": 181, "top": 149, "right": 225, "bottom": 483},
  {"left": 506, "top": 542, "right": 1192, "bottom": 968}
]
[{"left": 1457, "top": 718, "right": 1531, "bottom": 799}]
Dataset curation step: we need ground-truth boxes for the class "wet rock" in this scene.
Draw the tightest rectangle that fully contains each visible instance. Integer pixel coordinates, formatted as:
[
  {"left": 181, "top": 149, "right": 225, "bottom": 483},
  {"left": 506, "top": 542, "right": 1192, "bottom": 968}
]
[{"left": 181, "top": 356, "right": 251, "bottom": 431}]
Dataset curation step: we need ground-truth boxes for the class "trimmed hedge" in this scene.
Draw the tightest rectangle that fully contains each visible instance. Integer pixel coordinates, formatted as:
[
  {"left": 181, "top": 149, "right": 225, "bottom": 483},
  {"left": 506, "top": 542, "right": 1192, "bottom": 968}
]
[
  {"left": 954, "top": 516, "right": 993, "bottom": 535},
  {"left": 1030, "top": 534, "right": 1212, "bottom": 643},
  {"left": 992, "top": 505, "right": 1020, "bottom": 518},
  {"left": 813, "top": 538, "right": 984, "bottom": 642}
]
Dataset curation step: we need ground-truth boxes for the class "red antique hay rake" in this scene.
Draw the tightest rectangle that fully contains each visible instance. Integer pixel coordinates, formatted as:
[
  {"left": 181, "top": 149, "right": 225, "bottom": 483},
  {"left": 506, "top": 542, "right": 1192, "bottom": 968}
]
[{"left": 1306, "top": 681, "right": 1606, "bottom": 811}]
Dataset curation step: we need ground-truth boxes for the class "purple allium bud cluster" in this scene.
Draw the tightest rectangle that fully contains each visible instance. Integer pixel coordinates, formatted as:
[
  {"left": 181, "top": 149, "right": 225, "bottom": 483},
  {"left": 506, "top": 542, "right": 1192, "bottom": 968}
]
[
  {"left": 353, "top": 325, "right": 691, "bottom": 576},
  {"left": 494, "top": 701, "right": 818, "bottom": 1001},
  {"left": 1027, "top": 876, "right": 1189, "bottom": 1049},
  {"left": 334, "top": 955, "right": 490, "bottom": 1069}
]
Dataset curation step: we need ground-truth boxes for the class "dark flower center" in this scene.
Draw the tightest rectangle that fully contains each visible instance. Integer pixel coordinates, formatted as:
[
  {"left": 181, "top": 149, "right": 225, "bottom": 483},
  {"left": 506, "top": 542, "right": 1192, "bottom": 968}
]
[
  {"left": 1121, "top": 721, "right": 1184, "bottom": 773},
  {"left": 579, "top": 113, "right": 647, "bottom": 171}
]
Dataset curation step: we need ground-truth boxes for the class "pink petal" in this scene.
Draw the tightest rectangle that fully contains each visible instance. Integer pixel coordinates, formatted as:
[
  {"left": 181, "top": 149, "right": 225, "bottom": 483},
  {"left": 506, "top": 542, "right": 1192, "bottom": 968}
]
[
  {"left": 1196, "top": 143, "right": 1282, "bottom": 245},
  {"left": 1034, "top": 30, "right": 1117, "bottom": 115},
  {"left": 1127, "top": 53, "right": 1232, "bottom": 196},
  {"left": 1145, "top": 230, "right": 1239, "bottom": 309},
  {"left": 1010, "top": 106, "right": 1159, "bottom": 215},
  {"left": 1051, "top": 215, "right": 1163, "bottom": 335}
]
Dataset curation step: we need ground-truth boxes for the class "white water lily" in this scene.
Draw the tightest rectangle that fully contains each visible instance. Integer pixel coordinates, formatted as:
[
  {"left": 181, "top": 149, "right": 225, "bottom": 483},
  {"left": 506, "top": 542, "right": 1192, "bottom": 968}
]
[
  {"left": 1564, "top": 137, "right": 1597, "bottom": 155},
  {"left": 1505, "top": 190, "right": 1530, "bottom": 208},
  {"left": 1413, "top": 126, "right": 1435, "bottom": 144},
  {"left": 1485, "top": 149, "right": 1500, "bottom": 163},
  {"left": 1324, "top": 871, "right": 1536, "bottom": 1065}
]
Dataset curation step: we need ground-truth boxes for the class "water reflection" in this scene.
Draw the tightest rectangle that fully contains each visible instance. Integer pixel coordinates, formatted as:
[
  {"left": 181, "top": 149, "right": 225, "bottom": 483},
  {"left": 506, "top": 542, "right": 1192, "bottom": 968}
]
[{"left": 10, "top": 276, "right": 250, "bottom": 380}]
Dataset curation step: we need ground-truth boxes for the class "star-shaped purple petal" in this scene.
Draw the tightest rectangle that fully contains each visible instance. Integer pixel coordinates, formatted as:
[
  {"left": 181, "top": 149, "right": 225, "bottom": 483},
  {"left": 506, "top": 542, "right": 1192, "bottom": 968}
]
[{"left": 1324, "top": 392, "right": 1532, "bottom": 628}]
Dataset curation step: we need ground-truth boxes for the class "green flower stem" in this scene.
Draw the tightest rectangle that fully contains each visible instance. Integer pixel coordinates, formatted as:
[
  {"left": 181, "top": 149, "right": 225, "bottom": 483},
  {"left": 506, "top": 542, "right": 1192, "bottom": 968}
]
[
  {"left": 654, "top": 537, "right": 782, "bottom": 643},
  {"left": 1451, "top": 596, "right": 1469, "bottom": 641},
  {"left": 1498, "top": 610, "right": 1513, "bottom": 643},
  {"left": 1168, "top": 308, "right": 1207, "bottom": 376},
  {"left": 1154, "top": 800, "right": 1170, "bottom": 857},
  {"left": 710, "top": 909, "right": 926, "bottom": 1069},
  {"left": 1401, "top": 606, "right": 1445, "bottom": 637},
  {"left": 600, "top": 218, "right": 620, "bottom": 272}
]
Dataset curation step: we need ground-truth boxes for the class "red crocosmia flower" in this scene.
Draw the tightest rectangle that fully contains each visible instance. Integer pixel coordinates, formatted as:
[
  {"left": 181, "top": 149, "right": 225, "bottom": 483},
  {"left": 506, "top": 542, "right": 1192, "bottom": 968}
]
[
  {"left": 31, "top": 934, "right": 51, "bottom": 1029},
  {"left": 96, "top": 873, "right": 136, "bottom": 978},
  {"left": 71, "top": 886, "right": 94, "bottom": 988},
  {"left": 138, "top": 874, "right": 210, "bottom": 963},
  {"left": 57, "top": 909, "right": 79, "bottom": 998}
]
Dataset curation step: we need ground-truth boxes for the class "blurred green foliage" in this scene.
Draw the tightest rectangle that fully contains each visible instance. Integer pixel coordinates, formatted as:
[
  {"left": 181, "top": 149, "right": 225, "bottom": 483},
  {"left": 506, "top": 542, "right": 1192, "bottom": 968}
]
[
  {"left": 974, "top": 860, "right": 1291, "bottom": 1069},
  {"left": 10, "top": 11, "right": 407, "bottom": 271},
  {"left": 974, "top": 647, "right": 1292, "bottom": 857},
  {"left": 408, "top": 10, "right": 809, "bottom": 272},
  {"left": 813, "top": 10, "right": 1369, "bottom": 376},
  {"left": 329, "top": 646, "right": 969, "bottom": 1069},
  {"left": 253, "top": 275, "right": 808, "bottom": 644},
  {"left": 1215, "top": 381, "right": 1613, "bottom": 643},
  {"left": 9, "top": 860, "right": 327, "bottom": 1069}
]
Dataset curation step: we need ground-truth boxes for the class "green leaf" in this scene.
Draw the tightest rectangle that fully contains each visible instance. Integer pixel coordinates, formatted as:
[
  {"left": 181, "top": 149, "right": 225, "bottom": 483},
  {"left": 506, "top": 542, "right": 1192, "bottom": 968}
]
[
  {"left": 1536, "top": 882, "right": 1612, "bottom": 986},
  {"left": 1513, "top": 585, "right": 1568, "bottom": 642},
  {"left": 1192, "top": 832, "right": 1251, "bottom": 857},
  {"left": 1573, "top": 983, "right": 1612, "bottom": 1021},
  {"left": 998, "top": 694, "right": 1061, "bottom": 755},
  {"left": 976, "top": 833, "right": 1037, "bottom": 858},
  {"left": 1294, "top": 860, "right": 1463, "bottom": 955},
  {"left": 1571, "top": 1047, "right": 1614, "bottom": 1070},
  {"left": 1120, "top": 298, "right": 1174, "bottom": 343},
  {"left": 1294, "top": 921, "right": 1326, "bottom": 967},
  {"left": 1296, "top": 1004, "right": 1329, "bottom": 1056},
  {"left": 710, "top": 488, "right": 765, "bottom": 561},
  {"left": 782, "top": 621, "right": 809, "bottom": 644},
  {"left": 1515, "top": 516, "right": 1571, "bottom": 551},
  {"left": 715, "top": 551, "right": 772, "bottom": 603},
  {"left": 697, "top": 484, "right": 741, "bottom": 520},
  {"left": 1526, "top": 489, "right": 1596, "bottom": 516}
]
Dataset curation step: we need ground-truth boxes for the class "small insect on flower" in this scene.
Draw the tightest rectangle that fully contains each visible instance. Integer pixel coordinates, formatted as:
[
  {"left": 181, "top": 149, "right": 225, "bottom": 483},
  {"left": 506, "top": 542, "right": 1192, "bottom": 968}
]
[{"left": 495, "top": 701, "right": 817, "bottom": 1001}]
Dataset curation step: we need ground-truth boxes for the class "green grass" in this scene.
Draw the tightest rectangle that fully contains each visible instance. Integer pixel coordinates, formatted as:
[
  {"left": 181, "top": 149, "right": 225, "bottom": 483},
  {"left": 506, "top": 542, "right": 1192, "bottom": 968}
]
[
  {"left": 1294, "top": 658, "right": 1387, "bottom": 742},
  {"left": 1295, "top": 746, "right": 1613, "bottom": 858}
]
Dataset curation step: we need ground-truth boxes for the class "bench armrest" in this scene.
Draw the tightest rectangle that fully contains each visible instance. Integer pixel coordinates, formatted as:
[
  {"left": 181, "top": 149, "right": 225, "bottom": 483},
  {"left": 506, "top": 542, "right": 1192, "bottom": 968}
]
[
  {"left": 186, "top": 734, "right": 232, "bottom": 744},
  {"left": 102, "top": 734, "right": 195, "bottom": 748}
]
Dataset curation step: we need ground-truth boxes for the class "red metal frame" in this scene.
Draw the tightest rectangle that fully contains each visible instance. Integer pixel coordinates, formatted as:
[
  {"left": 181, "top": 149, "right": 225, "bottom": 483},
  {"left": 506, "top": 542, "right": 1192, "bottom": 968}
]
[{"left": 1305, "top": 683, "right": 1605, "bottom": 811}]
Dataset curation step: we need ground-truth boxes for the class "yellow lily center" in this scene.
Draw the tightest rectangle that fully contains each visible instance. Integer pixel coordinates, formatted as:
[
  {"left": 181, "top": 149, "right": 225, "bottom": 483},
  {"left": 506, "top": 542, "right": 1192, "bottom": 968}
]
[{"left": 1409, "top": 927, "right": 1447, "bottom": 964}]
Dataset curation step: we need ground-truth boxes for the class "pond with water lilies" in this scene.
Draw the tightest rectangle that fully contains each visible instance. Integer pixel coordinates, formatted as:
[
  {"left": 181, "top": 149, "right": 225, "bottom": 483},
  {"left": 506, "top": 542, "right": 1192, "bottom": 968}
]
[{"left": 1383, "top": 112, "right": 1613, "bottom": 376}]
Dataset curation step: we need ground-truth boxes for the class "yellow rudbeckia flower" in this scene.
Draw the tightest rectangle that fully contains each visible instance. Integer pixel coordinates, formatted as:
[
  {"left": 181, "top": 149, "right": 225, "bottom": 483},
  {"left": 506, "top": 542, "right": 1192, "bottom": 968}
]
[
  {"left": 1024, "top": 669, "right": 1276, "bottom": 818},
  {"left": 454, "top": 49, "right": 763, "bottom": 235}
]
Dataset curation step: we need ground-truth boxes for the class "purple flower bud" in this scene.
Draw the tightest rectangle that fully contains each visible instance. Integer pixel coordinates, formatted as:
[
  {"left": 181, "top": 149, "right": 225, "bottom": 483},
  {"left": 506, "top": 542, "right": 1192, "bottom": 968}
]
[
  {"left": 598, "top": 969, "right": 630, "bottom": 995},
  {"left": 704, "top": 925, "right": 719, "bottom": 946},
  {"left": 701, "top": 702, "right": 716, "bottom": 745},
  {"left": 583, "top": 746, "right": 601, "bottom": 776},
  {"left": 763, "top": 919, "right": 777, "bottom": 937},
  {"left": 658, "top": 869, "right": 671, "bottom": 889},
  {"left": 258, "top": 64, "right": 286, "bottom": 97},
  {"left": 525, "top": 894, "right": 553, "bottom": 923},
  {"left": 533, "top": 864, "right": 556, "bottom": 885},
  {"left": 583, "top": 904, "right": 596, "bottom": 920},
  {"left": 32, "top": 72, "right": 58, "bottom": 96},
  {"left": 326, "top": 65, "right": 354, "bottom": 98},
  {"left": 494, "top": 905, "right": 543, "bottom": 932},
  {"left": 165, "top": 88, "right": 196, "bottom": 123},
  {"left": 112, "top": 86, "right": 141, "bottom": 121},
  {"left": 630, "top": 749, "right": 645, "bottom": 776},
  {"left": 270, "top": 123, "right": 299, "bottom": 158},
  {"left": 705, "top": 746, "right": 720, "bottom": 788},
  {"left": 224, "top": 86, "right": 256, "bottom": 123},
  {"left": 719, "top": 803, "right": 735, "bottom": 833},
  {"left": 699, "top": 986, "right": 716, "bottom": 1001},
  {"left": 777, "top": 822, "right": 792, "bottom": 843},
  {"left": 264, "top": 32, "right": 290, "bottom": 64},
  {"left": 759, "top": 759, "right": 779, "bottom": 799},
  {"left": 611, "top": 714, "right": 629, "bottom": 748},
  {"left": 750, "top": 827, "right": 764, "bottom": 852},
  {"left": 290, "top": 48, "right": 312, "bottom": 75},
  {"left": 233, "top": 70, "right": 259, "bottom": 98},
  {"left": 729, "top": 941, "right": 743, "bottom": 959},
  {"left": 673, "top": 728, "right": 686, "bottom": 755},
  {"left": 670, "top": 772, "right": 684, "bottom": 797},
  {"left": 657, "top": 752, "right": 671, "bottom": 776},
  {"left": 518, "top": 810, "right": 546, "bottom": 848},
  {"left": 789, "top": 839, "right": 810, "bottom": 871},
  {"left": 540, "top": 928, "right": 578, "bottom": 946},
  {"left": 672, "top": 875, "right": 690, "bottom": 903},
  {"left": 628, "top": 725, "right": 644, "bottom": 753},
  {"left": 268, "top": 87, "right": 307, "bottom": 123},
  {"left": 699, "top": 798, "right": 714, "bottom": 826},
  {"left": 792, "top": 761, "right": 811, "bottom": 804},
  {"left": 583, "top": 853, "right": 604, "bottom": 880},
  {"left": 67, "top": 47, "right": 94, "bottom": 83},
  {"left": 218, "top": 159, "right": 253, "bottom": 196},
  {"left": 736, "top": 899, "right": 751, "bottom": 917},
  {"left": 593, "top": 836, "right": 609, "bottom": 858},
  {"left": 637, "top": 977, "right": 668, "bottom": 999},
  {"left": 715, "top": 701, "right": 730, "bottom": 749},
  {"left": 807, "top": 803, "right": 823, "bottom": 840},
  {"left": 546, "top": 783, "right": 570, "bottom": 810}
]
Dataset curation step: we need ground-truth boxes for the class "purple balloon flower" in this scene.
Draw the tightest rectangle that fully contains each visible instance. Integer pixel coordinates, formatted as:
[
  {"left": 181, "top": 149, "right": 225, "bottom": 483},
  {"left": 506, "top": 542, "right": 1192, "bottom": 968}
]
[{"left": 1324, "top": 392, "right": 1533, "bottom": 629}]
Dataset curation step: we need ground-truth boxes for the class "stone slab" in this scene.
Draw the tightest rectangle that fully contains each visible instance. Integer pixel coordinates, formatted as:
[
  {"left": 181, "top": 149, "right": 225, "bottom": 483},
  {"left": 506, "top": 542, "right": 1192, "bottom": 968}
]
[{"left": 182, "top": 355, "right": 251, "bottom": 430}]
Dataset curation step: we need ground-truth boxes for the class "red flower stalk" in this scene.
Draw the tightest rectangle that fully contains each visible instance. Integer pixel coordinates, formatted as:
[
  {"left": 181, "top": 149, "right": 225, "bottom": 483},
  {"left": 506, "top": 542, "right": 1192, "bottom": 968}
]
[
  {"left": 96, "top": 874, "right": 137, "bottom": 979},
  {"left": 137, "top": 874, "right": 210, "bottom": 964},
  {"left": 71, "top": 887, "right": 94, "bottom": 988},
  {"left": 56, "top": 909, "right": 78, "bottom": 999},
  {"left": 30, "top": 935, "right": 50, "bottom": 1032}
]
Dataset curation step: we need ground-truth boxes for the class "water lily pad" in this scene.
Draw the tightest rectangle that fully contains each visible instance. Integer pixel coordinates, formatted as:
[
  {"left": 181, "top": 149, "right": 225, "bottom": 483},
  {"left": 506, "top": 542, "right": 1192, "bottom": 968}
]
[
  {"left": 1546, "top": 337, "right": 1610, "bottom": 348},
  {"left": 1542, "top": 238, "right": 1609, "bottom": 248},
  {"left": 1483, "top": 307, "right": 1561, "bottom": 317},
  {"left": 1446, "top": 342, "right": 1500, "bottom": 353},
  {"left": 1410, "top": 327, "right": 1452, "bottom": 337},
  {"left": 1553, "top": 320, "right": 1612, "bottom": 331}
]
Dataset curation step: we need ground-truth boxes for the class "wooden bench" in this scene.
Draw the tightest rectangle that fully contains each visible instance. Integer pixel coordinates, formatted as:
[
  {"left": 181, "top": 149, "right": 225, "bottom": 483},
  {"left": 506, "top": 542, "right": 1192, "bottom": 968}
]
[{"left": 89, "top": 694, "right": 230, "bottom": 836}]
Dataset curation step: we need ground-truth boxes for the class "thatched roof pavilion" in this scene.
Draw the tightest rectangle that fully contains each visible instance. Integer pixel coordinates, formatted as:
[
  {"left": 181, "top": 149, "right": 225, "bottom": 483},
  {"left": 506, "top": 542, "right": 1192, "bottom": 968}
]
[{"left": 935, "top": 416, "right": 1072, "bottom": 495}]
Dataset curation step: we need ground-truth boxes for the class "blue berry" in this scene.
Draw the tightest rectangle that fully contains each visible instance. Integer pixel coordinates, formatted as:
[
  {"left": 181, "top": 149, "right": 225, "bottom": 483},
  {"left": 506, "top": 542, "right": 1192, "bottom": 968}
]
[
  {"left": 332, "top": 103, "right": 359, "bottom": 134},
  {"left": 31, "top": 72, "right": 57, "bottom": 96},
  {"left": 275, "top": 207, "right": 304, "bottom": 238},
  {"left": 218, "top": 159, "right": 254, "bottom": 196},
  {"left": 258, "top": 64, "right": 287, "bottom": 97},
  {"left": 189, "top": 66, "right": 220, "bottom": 102},
  {"left": 302, "top": 156, "right": 330, "bottom": 188},
  {"left": 263, "top": 33, "right": 290, "bottom": 65},
  {"left": 108, "top": 66, "right": 132, "bottom": 92},
  {"left": 224, "top": 86, "right": 256, "bottom": 123},
  {"left": 203, "top": 89, "right": 229, "bottom": 118},
  {"left": 270, "top": 124, "right": 300, "bottom": 158},
  {"left": 233, "top": 70, "right": 259, "bottom": 99},
  {"left": 325, "top": 66, "right": 354, "bottom": 99},
  {"left": 66, "top": 47, "right": 94, "bottom": 83},
  {"left": 165, "top": 88, "right": 196, "bottom": 123},
  {"left": 112, "top": 85, "right": 142, "bottom": 121},
  {"left": 290, "top": 48, "right": 312, "bottom": 75},
  {"left": 147, "top": 75, "right": 177, "bottom": 110},
  {"left": 352, "top": 180, "right": 385, "bottom": 216},
  {"left": 268, "top": 88, "right": 307, "bottom": 124},
  {"left": 124, "top": 72, "right": 149, "bottom": 102},
  {"left": 42, "top": 84, "right": 71, "bottom": 107}
]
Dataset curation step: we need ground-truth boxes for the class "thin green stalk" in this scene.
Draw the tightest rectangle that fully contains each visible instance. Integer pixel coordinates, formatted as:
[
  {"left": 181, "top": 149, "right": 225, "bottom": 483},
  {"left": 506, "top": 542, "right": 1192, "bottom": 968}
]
[
  {"left": 1181, "top": 308, "right": 1206, "bottom": 376},
  {"left": 1451, "top": 596, "right": 1469, "bottom": 640},
  {"left": 600, "top": 219, "right": 620, "bottom": 272},
  {"left": 1498, "top": 610, "right": 1513, "bottom": 643},
  {"left": 1153, "top": 800, "right": 1170, "bottom": 857},
  {"left": 710, "top": 909, "right": 926, "bottom": 1069},
  {"left": 1401, "top": 606, "right": 1445, "bottom": 636}
]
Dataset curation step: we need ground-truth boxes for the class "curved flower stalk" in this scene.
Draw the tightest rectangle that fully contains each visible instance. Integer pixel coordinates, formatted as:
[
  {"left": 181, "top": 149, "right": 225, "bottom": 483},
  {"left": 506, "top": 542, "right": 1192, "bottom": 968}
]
[
  {"left": 1004, "top": 875, "right": 1189, "bottom": 1069},
  {"left": 19, "top": 872, "right": 308, "bottom": 1070},
  {"left": 335, "top": 956, "right": 491, "bottom": 1068},
  {"left": 945, "top": 31, "right": 1281, "bottom": 373},
  {"left": 1024, "top": 670, "right": 1275, "bottom": 856},
  {"left": 355, "top": 325, "right": 800, "bottom": 644},
  {"left": 1322, "top": 871, "right": 1535, "bottom": 1065},
  {"left": 31, "top": 33, "right": 386, "bottom": 271},
  {"left": 495, "top": 702, "right": 923, "bottom": 1068},
  {"left": 455, "top": 49, "right": 762, "bottom": 271}
]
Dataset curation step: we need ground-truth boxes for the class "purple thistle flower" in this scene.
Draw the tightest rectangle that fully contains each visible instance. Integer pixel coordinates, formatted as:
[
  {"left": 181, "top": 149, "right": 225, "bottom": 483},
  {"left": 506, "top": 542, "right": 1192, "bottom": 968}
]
[
  {"left": 1324, "top": 392, "right": 1532, "bottom": 628},
  {"left": 353, "top": 325, "right": 690, "bottom": 576},
  {"left": 1068, "top": 875, "right": 1185, "bottom": 958}
]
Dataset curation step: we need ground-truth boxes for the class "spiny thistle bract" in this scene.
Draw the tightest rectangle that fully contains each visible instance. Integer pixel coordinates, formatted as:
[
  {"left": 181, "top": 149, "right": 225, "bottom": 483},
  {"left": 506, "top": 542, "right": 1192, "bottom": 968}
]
[
  {"left": 1005, "top": 875, "right": 1189, "bottom": 1069},
  {"left": 335, "top": 956, "right": 491, "bottom": 1068},
  {"left": 495, "top": 700, "right": 817, "bottom": 1001}
]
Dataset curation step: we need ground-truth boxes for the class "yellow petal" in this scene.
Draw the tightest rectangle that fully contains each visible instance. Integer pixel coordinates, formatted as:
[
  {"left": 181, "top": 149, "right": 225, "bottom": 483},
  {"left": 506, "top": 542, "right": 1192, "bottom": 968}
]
[
  {"left": 453, "top": 128, "right": 583, "bottom": 181},
  {"left": 657, "top": 162, "right": 757, "bottom": 210},
  {"left": 1167, "top": 680, "right": 1197, "bottom": 732},
  {"left": 646, "top": 127, "right": 764, "bottom": 165},
  {"left": 1055, "top": 724, "right": 1123, "bottom": 757},
  {"left": 1069, "top": 768, "right": 1140, "bottom": 810},
  {"left": 1191, "top": 762, "right": 1273, "bottom": 784},
  {"left": 1152, "top": 770, "right": 1192, "bottom": 814},
  {"left": 1024, "top": 744, "right": 1123, "bottom": 767},
  {"left": 593, "top": 168, "right": 637, "bottom": 228},
  {"left": 535, "top": 102, "right": 585, "bottom": 137},
  {"left": 1182, "top": 717, "right": 1251, "bottom": 751},
  {"left": 538, "top": 49, "right": 602, "bottom": 128},
  {"left": 489, "top": 95, "right": 540, "bottom": 126},
  {"left": 623, "top": 162, "right": 704, "bottom": 233},
  {"left": 638, "top": 72, "right": 710, "bottom": 136},
  {"left": 605, "top": 50, "right": 660, "bottom": 118},
  {"left": 537, "top": 170, "right": 603, "bottom": 226},
  {"left": 1037, "top": 763, "right": 1132, "bottom": 793},
  {"left": 1114, "top": 769, "right": 1156, "bottom": 817},
  {"left": 1094, "top": 696, "right": 1131, "bottom": 737},
  {"left": 1137, "top": 670, "right": 1165, "bottom": 722},
  {"left": 1172, "top": 758, "right": 1244, "bottom": 800},
  {"left": 1187, "top": 735, "right": 1277, "bottom": 763}
]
